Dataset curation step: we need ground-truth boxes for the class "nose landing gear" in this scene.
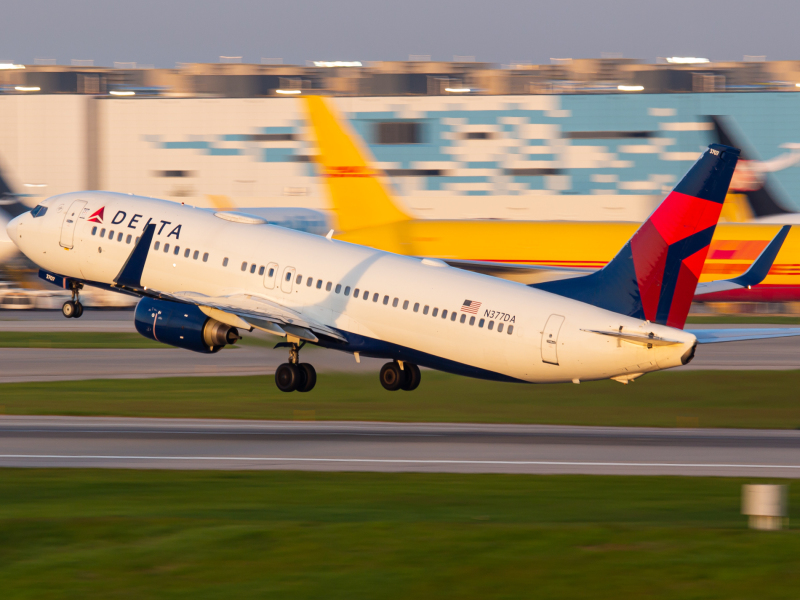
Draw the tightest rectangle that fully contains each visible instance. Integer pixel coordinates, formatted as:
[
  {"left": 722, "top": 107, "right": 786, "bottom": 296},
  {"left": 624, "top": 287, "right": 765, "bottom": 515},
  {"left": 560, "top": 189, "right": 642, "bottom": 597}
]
[
  {"left": 61, "top": 283, "right": 84, "bottom": 319},
  {"left": 380, "top": 361, "right": 421, "bottom": 391},
  {"left": 275, "top": 340, "right": 317, "bottom": 393}
]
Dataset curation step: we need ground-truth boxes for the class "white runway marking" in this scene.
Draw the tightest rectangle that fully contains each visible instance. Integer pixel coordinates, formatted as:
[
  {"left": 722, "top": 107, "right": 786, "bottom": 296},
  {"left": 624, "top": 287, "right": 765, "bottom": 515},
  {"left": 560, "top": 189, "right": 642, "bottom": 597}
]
[{"left": 2, "top": 454, "right": 800, "bottom": 470}]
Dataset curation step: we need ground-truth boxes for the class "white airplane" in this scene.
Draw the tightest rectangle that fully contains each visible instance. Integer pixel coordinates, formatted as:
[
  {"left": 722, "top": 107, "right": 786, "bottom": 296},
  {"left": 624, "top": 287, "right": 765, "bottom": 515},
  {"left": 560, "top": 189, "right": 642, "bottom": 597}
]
[{"left": 7, "top": 144, "right": 800, "bottom": 392}]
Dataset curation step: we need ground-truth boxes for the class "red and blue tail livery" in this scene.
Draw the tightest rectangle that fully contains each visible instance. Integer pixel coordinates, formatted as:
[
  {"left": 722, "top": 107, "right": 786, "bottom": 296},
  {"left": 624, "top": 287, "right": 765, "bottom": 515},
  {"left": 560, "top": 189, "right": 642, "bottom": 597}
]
[{"left": 533, "top": 144, "right": 740, "bottom": 329}]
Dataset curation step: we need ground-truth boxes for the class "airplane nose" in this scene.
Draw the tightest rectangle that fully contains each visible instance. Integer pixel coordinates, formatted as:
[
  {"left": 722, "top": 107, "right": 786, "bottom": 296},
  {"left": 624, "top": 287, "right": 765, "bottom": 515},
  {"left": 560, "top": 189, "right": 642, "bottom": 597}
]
[{"left": 5, "top": 213, "right": 23, "bottom": 245}]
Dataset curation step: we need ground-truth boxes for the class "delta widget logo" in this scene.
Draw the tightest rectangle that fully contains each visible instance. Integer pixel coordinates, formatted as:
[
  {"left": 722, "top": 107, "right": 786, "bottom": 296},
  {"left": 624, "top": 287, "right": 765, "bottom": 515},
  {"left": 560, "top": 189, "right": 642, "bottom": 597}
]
[{"left": 87, "top": 207, "right": 104, "bottom": 223}]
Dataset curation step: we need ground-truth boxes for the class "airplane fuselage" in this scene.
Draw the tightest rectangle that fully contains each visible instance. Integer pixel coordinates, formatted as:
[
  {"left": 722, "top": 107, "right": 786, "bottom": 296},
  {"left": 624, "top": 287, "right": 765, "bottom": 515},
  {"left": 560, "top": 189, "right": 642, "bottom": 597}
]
[{"left": 9, "top": 191, "right": 696, "bottom": 383}]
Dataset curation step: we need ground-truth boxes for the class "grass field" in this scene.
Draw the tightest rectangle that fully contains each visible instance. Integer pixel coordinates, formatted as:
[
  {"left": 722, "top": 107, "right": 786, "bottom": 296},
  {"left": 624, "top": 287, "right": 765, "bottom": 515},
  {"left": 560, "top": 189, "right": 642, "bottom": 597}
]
[
  {"left": 0, "top": 332, "right": 166, "bottom": 349},
  {"left": 2, "top": 370, "right": 800, "bottom": 428},
  {"left": 1, "top": 470, "right": 797, "bottom": 599}
]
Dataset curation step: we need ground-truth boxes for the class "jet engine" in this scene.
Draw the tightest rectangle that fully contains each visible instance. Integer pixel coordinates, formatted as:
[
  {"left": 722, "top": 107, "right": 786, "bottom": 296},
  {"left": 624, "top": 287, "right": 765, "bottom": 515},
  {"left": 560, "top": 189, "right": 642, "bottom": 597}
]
[{"left": 134, "top": 297, "right": 241, "bottom": 353}]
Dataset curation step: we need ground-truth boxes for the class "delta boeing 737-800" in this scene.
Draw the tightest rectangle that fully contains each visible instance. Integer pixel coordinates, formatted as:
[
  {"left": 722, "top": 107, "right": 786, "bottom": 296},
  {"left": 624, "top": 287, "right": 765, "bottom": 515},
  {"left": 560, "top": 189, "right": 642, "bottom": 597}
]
[{"left": 6, "top": 144, "right": 800, "bottom": 392}]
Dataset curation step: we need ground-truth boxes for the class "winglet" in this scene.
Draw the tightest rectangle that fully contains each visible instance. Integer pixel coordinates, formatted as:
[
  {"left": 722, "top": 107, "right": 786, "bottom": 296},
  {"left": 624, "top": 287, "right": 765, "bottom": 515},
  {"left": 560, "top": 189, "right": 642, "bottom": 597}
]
[
  {"left": 694, "top": 225, "right": 791, "bottom": 297},
  {"left": 113, "top": 223, "right": 155, "bottom": 290}
]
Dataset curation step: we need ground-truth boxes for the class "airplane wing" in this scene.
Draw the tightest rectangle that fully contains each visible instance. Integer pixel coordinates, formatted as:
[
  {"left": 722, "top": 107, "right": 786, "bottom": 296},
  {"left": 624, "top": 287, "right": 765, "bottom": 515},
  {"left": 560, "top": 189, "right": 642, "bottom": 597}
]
[
  {"left": 111, "top": 223, "right": 346, "bottom": 344},
  {"left": 164, "top": 290, "right": 347, "bottom": 343},
  {"left": 694, "top": 225, "right": 790, "bottom": 297},
  {"left": 688, "top": 328, "right": 800, "bottom": 344},
  {"left": 441, "top": 259, "right": 595, "bottom": 280}
]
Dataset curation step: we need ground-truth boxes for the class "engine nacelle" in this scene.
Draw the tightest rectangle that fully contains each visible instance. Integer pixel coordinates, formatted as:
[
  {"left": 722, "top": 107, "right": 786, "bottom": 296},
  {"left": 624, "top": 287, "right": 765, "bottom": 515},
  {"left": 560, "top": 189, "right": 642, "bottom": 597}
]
[{"left": 134, "top": 297, "right": 241, "bottom": 353}]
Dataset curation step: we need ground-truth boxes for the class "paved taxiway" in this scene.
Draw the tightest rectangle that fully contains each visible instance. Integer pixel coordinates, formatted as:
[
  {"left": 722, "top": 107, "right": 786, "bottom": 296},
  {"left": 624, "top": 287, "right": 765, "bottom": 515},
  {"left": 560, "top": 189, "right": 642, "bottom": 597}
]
[
  {"left": 1, "top": 312, "right": 799, "bottom": 381},
  {"left": 2, "top": 416, "right": 800, "bottom": 477}
]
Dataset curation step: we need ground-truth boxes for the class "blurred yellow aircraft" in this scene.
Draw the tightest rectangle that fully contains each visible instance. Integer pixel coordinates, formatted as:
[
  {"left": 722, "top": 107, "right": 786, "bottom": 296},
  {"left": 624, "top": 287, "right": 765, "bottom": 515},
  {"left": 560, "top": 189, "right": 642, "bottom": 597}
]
[{"left": 305, "top": 96, "right": 800, "bottom": 302}]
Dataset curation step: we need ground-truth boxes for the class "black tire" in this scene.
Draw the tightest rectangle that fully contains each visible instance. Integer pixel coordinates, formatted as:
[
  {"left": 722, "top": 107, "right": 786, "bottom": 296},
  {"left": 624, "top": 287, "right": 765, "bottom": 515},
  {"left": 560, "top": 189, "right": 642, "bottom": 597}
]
[
  {"left": 380, "top": 362, "right": 404, "bottom": 391},
  {"left": 400, "top": 363, "right": 421, "bottom": 391},
  {"left": 73, "top": 303, "right": 84, "bottom": 319},
  {"left": 275, "top": 363, "right": 301, "bottom": 392},
  {"left": 297, "top": 363, "right": 317, "bottom": 393},
  {"left": 62, "top": 301, "right": 76, "bottom": 319}
]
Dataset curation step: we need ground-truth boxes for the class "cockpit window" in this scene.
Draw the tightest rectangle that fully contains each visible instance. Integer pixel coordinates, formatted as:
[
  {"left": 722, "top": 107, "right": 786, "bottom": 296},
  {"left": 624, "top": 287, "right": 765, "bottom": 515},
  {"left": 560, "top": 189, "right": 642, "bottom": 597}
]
[{"left": 31, "top": 205, "right": 48, "bottom": 218}]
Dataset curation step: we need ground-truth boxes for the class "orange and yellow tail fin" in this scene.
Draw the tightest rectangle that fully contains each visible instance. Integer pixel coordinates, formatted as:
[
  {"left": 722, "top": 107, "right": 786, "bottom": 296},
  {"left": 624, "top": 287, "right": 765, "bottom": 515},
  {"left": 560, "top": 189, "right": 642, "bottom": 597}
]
[{"left": 304, "top": 96, "right": 410, "bottom": 232}]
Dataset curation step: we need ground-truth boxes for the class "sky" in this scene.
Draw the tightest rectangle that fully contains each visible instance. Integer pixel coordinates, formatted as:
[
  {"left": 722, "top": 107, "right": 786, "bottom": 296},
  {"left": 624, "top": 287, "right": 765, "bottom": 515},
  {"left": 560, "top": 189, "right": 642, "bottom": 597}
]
[{"left": 2, "top": 0, "right": 799, "bottom": 67}]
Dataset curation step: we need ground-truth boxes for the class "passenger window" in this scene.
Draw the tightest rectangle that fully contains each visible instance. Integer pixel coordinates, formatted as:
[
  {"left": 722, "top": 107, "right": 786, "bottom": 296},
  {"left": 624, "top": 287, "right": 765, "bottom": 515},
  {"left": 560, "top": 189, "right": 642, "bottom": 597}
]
[
  {"left": 383, "top": 295, "right": 389, "bottom": 305},
  {"left": 100, "top": 228, "right": 106, "bottom": 237},
  {"left": 258, "top": 266, "right": 264, "bottom": 275},
  {"left": 317, "top": 280, "right": 323, "bottom": 289},
  {"left": 326, "top": 282, "right": 332, "bottom": 291},
  {"left": 507, "top": 325, "right": 514, "bottom": 335},
  {"left": 344, "top": 286, "right": 351, "bottom": 296},
  {"left": 203, "top": 253, "right": 209, "bottom": 262},
  {"left": 116, "top": 232, "right": 121, "bottom": 242},
  {"left": 174, "top": 246, "right": 180, "bottom": 255},
  {"left": 194, "top": 250, "right": 200, "bottom": 260},
  {"left": 109, "top": 230, "right": 114, "bottom": 239},
  {"left": 460, "top": 314, "right": 466, "bottom": 323},
  {"left": 403, "top": 300, "right": 409, "bottom": 310},
  {"left": 287, "top": 272, "right": 293, "bottom": 282},
  {"left": 451, "top": 312, "right": 457, "bottom": 321},
  {"left": 442, "top": 310, "right": 448, "bottom": 319},
  {"left": 251, "top": 264, "right": 257, "bottom": 274},
  {"left": 478, "top": 318, "right": 485, "bottom": 328},
  {"left": 488, "top": 321, "right": 494, "bottom": 330},
  {"left": 432, "top": 308, "right": 438, "bottom": 317},
  {"left": 469, "top": 316, "right": 476, "bottom": 326},
  {"left": 297, "top": 275, "right": 303, "bottom": 285},
  {"left": 125, "top": 234, "right": 131, "bottom": 244},
  {"left": 154, "top": 241, "right": 160, "bottom": 250},
  {"left": 392, "top": 298, "right": 398, "bottom": 307},
  {"left": 498, "top": 323, "right": 504, "bottom": 332},
  {"left": 135, "top": 237, "right": 139, "bottom": 244},
  {"left": 164, "top": 243, "right": 170, "bottom": 253},
  {"left": 354, "top": 288, "right": 360, "bottom": 298},
  {"left": 306, "top": 277, "right": 313, "bottom": 287},
  {"left": 423, "top": 305, "right": 429, "bottom": 315},
  {"left": 335, "top": 284, "right": 342, "bottom": 294},
  {"left": 413, "top": 303, "right": 419, "bottom": 312},
  {"left": 184, "top": 248, "right": 190, "bottom": 258},
  {"left": 373, "top": 293, "right": 379, "bottom": 302},
  {"left": 241, "top": 262, "right": 248, "bottom": 271},
  {"left": 363, "top": 290, "right": 369, "bottom": 300},
  {"left": 223, "top": 257, "right": 229, "bottom": 267},
  {"left": 92, "top": 226, "right": 97, "bottom": 235},
  {"left": 268, "top": 267, "right": 275, "bottom": 277}
]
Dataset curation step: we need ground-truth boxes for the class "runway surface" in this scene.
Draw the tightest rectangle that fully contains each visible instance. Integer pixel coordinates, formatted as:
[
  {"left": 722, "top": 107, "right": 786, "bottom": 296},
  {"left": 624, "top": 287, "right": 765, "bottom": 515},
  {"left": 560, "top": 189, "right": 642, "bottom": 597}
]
[
  {"left": 2, "top": 416, "right": 800, "bottom": 477},
  {"left": 1, "top": 311, "right": 799, "bottom": 381}
]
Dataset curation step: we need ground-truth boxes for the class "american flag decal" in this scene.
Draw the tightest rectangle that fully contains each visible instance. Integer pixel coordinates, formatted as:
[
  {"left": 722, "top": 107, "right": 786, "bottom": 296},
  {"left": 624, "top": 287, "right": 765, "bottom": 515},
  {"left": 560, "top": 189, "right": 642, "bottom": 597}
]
[{"left": 461, "top": 300, "right": 482, "bottom": 314}]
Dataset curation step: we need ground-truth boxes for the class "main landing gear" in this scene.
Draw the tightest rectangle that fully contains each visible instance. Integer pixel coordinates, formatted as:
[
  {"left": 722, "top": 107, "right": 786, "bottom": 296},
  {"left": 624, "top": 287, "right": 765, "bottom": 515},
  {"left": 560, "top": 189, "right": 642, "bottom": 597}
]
[
  {"left": 275, "top": 341, "right": 317, "bottom": 393},
  {"left": 380, "top": 361, "right": 421, "bottom": 392},
  {"left": 62, "top": 283, "right": 84, "bottom": 319}
]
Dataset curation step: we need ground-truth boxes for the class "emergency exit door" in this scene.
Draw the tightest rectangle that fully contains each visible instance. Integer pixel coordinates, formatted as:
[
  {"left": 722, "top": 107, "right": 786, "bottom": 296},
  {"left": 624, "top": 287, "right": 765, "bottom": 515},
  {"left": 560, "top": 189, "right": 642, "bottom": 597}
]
[
  {"left": 541, "top": 314, "right": 565, "bottom": 365},
  {"left": 59, "top": 200, "right": 87, "bottom": 248}
]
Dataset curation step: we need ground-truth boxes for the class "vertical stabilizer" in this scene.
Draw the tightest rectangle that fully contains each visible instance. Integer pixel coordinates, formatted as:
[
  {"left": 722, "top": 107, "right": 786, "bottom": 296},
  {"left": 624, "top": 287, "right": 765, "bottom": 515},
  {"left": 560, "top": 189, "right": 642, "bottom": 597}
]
[
  {"left": 534, "top": 144, "right": 739, "bottom": 329},
  {"left": 304, "top": 96, "right": 411, "bottom": 232}
]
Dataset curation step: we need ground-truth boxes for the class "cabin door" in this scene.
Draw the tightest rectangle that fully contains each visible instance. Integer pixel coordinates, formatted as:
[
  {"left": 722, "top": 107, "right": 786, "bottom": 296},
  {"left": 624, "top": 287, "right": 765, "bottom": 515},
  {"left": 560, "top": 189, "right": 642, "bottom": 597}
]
[
  {"left": 59, "top": 200, "right": 87, "bottom": 248},
  {"left": 541, "top": 314, "right": 565, "bottom": 365}
]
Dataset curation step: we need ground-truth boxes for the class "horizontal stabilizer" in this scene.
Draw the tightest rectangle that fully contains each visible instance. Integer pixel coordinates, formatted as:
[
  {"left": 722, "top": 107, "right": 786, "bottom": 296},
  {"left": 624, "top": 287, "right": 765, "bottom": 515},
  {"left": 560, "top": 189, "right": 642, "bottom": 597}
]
[
  {"left": 581, "top": 329, "right": 684, "bottom": 346},
  {"left": 689, "top": 328, "right": 800, "bottom": 344},
  {"left": 695, "top": 225, "right": 791, "bottom": 297}
]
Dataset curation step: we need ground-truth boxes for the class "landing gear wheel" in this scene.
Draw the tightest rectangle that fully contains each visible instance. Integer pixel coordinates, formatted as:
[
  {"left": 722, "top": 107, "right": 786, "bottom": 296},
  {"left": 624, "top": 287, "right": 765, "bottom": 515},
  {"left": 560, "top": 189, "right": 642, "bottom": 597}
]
[
  {"left": 297, "top": 363, "right": 317, "bottom": 393},
  {"left": 380, "top": 362, "right": 405, "bottom": 391},
  {"left": 73, "top": 302, "right": 84, "bottom": 319},
  {"left": 275, "top": 363, "right": 301, "bottom": 392},
  {"left": 400, "top": 363, "right": 421, "bottom": 391},
  {"left": 62, "top": 301, "right": 77, "bottom": 319}
]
